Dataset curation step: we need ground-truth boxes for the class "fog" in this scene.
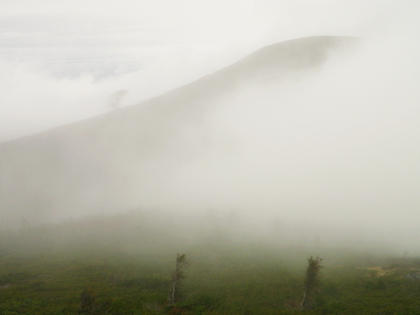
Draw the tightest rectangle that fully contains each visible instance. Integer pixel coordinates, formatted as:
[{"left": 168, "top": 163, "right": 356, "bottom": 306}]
[
  {"left": 1, "top": 1, "right": 420, "bottom": 254},
  {"left": 2, "top": 1, "right": 417, "bottom": 140}
]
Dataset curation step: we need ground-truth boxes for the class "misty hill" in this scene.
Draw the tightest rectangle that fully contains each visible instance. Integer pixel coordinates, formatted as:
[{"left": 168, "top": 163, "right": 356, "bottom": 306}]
[{"left": 0, "top": 36, "right": 355, "bottom": 227}]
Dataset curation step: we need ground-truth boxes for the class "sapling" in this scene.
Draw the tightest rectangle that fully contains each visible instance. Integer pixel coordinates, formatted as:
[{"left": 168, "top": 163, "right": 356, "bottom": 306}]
[
  {"left": 168, "top": 253, "right": 189, "bottom": 307},
  {"left": 301, "top": 256, "right": 323, "bottom": 310}
]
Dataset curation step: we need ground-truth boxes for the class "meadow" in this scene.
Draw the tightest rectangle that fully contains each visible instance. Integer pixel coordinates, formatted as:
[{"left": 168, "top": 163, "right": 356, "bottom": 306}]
[{"left": 0, "top": 212, "right": 419, "bottom": 315}]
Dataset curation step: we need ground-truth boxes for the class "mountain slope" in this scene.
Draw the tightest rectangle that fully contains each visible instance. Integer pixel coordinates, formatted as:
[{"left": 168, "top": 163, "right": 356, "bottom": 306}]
[{"left": 0, "top": 36, "right": 355, "bottom": 226}]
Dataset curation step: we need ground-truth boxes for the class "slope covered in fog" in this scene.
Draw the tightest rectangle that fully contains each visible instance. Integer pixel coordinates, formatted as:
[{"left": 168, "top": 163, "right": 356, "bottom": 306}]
[{"left": 0, "top": 36, "right": 354, "bottom": 227}]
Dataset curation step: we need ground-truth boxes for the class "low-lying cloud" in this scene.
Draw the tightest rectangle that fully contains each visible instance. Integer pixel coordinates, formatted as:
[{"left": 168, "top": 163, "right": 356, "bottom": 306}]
[{"left": 1, "top": 1, "right": 420, "bottom": 253}]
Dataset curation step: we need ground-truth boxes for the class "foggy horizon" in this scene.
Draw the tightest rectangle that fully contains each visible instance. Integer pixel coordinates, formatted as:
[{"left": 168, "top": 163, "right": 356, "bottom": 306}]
[
  {"left": 1, "top": 1, "right": 420, "bottom": 255},
  {"left": 2, "top": 1, "right": 419, "bottom": 141}
]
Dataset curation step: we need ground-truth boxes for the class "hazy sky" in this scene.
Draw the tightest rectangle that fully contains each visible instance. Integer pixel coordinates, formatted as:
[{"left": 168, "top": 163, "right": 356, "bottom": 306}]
[
  {"left": 1, "top": 0, "right": 419, "bottom": 141},
  {"left": 1, "top": 1, "right": 420, "bottom": 253}
]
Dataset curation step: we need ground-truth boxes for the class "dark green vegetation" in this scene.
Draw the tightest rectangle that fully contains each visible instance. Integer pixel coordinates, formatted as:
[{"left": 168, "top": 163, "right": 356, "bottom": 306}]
[{"left": 1, "top": 213, "right": 420, "bottom": 314}]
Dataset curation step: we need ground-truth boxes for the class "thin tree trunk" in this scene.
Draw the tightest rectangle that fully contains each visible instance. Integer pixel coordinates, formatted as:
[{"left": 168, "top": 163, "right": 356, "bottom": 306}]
[
  {"left": 300, "top": 256, "right": 322, "bottom": 310},
  {"left": 300, "top": 289, "right": 308, "bottom": 310},
  {"left": 168, "top": 254, "right": 189, "bottom": 307},
  {"left": 169, "top": 278, "right": 177, "bottom": 306}
]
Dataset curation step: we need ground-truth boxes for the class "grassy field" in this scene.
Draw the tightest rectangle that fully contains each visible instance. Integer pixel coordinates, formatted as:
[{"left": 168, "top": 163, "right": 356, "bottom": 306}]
[{"left": 1, "top": 213, "right": 420, "bottom": 314}]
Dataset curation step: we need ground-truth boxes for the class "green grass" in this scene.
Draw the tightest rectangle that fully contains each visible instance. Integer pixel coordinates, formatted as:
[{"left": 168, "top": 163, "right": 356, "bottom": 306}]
[
  {"left": 1, "top": 250, "right": 420, "bottom": 314},
  {"left": 1, "top": 214, "right": 420, "bottom": 314}
]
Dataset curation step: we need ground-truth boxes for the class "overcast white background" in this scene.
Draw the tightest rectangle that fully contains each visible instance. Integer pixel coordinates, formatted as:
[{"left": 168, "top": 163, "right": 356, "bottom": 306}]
[
  {"left": 1, "top": 0, "right": 419, "bottom": 141},
  {"left": 1, "top": 1, "right": 420, "bottom": 253}
]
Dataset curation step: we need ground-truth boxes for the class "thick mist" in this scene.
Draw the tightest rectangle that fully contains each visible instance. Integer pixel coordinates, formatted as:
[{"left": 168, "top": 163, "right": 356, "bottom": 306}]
[
  {"left": 125, "top": 36, "right": 420, "bottom": 250},
  {"left": 1, "top": 1, "right": 420, "bottom": 254},
  {"left": 2, "top": 1, "right": 418, "bottom": 140}
]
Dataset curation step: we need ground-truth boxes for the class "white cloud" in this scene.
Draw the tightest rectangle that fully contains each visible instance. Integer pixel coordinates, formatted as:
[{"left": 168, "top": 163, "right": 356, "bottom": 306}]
[{"left": 0, "top": 1, "right": 419, "bottom": 140}]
